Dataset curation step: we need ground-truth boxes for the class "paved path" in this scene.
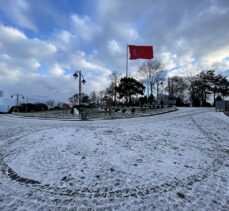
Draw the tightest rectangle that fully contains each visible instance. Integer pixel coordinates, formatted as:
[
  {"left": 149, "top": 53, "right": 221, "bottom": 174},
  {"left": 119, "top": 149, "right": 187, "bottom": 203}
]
[{"left": 0, "top": 108, "right": 228, "bottom": 210}]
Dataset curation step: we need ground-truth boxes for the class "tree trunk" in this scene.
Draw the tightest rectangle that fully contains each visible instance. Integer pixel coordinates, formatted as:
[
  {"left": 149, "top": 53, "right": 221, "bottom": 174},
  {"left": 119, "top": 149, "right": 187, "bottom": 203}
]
[
  {"left": 129, "top": 95, "right": 132, "bottom": 105},
  {"left": 213, "top": 85, "right": 216, "bottom": 106},
  {"left": 150, "top": 83, "right": 153, "bottom": 97},
  {"left": 125, "top": 91, "right": 128, "bottom": 104},
  {"left": 114, "top": 90, "right": 116, "bottom": 105}
]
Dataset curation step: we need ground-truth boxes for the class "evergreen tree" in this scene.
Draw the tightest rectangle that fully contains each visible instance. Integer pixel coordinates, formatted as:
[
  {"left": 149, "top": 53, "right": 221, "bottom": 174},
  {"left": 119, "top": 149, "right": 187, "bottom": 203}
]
[
  {"left": 115, "top": 77, "right": 145, "bottom": 105},
  {"left": 219, "top": 77, "right": 229, "bottom": 99}
]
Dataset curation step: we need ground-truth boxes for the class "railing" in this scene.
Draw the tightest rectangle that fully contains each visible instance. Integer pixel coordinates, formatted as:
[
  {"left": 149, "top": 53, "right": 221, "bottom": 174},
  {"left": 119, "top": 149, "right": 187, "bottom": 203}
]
[
  {"left": 10, "top": 106, "right": 177, "bottom": 120},
  {"left": 84, "top": 106, "right": 177, "bottom": 119}
]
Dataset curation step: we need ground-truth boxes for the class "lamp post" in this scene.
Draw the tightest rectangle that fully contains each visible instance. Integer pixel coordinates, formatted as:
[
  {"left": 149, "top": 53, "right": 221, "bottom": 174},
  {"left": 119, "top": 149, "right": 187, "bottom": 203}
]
[
  {"left": 73, "top": 70, "right": 86, "bottom": 113},
  {"left": 11, "top": 93, "right": 24, "bottom": 107},
  {"left": 11, "top": 93, "right": 24, "bottom": 112}
]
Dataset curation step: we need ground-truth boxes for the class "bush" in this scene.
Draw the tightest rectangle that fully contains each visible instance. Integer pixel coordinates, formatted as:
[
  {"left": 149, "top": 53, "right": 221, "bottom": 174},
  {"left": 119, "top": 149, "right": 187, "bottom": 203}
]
[
  {"left": 9, "top": 103, "right": 48, "bottom": 113},
  {"left": 53, "top": 106, "right": 61, "bottom": 110},
  {"left": 201, "top": 102, "right": 212, "bottom": 107}
]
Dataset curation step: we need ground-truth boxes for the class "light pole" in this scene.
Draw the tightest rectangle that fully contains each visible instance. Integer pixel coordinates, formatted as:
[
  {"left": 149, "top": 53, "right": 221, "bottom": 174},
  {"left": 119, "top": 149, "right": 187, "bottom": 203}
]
[
  {"left": 11, "top": 93, "right": 24, "bottom": 107},
  {"left": 73, "top": 70, "right": 86, "bottom": 113},
  {"left": 11, "top": 93, "right": 24, "bottom": 112}
]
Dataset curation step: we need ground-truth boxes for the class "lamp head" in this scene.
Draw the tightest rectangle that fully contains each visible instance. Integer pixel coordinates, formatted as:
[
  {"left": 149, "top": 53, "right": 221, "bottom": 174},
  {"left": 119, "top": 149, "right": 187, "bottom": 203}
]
[
  {"left": 82, "top": 79, "right": 86, "bottom": 85},
  {"left": 73, "top": 72, "right": 78, "bottom": 79}
]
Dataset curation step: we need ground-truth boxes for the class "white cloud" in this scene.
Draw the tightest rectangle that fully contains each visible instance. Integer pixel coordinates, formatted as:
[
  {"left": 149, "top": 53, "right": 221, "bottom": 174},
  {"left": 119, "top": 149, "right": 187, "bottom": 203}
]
[
  {"left": 0, "top": 24, "right": 26, "bottom": 40},
  {"left": 50, "top": 63, "right": 64, "bottom": 76},
  {"left": 0, "top": 22, "right": 114, "bottom": 103},
  {"left": 69, "top": 53, "right": 111, "bottom": 76},
  {"left": 107, "top": 40, "right": 121, "bottom": 55},
  {"left": 206, "top": 3, "right": 229, "bottom": 16},
  {"left": 160, "top": 51, "right": 177, "bottom": 70},
  {"left": 169, "top": 64, "right": 201, "bottom": 78},
  {"left": 71, "top": 14, "right": 101, "bottom": 42},
  {"left": 113, "top": 23, "right": 139, "bottom": 41},
  {"left": 57, "top": 30, "right": 76, "bottom": 45},
  {"left": 0, "top": 25, "right": 57, "bottom": 56},
  {"left": 0, "top": 0, "right": 37, "bottom": 31},
  {"left": 201, "top": 45, "right": 229, "bottom": 65},
  {"left": 0, "top": 24, "right": 57, "bottom": 72},
  {"left": 178, "top": 52, "right": 195, "bottom": 66}
]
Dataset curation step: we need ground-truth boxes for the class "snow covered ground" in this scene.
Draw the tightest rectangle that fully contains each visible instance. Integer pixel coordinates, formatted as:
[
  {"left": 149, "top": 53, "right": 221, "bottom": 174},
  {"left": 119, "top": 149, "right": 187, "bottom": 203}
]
[{"left": 0, "top": 108, "right": 228, "bottom": 210}]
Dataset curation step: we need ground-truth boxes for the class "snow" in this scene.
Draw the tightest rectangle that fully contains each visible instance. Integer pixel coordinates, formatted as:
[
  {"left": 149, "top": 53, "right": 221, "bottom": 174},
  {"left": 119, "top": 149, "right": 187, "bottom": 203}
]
[{"left": 0, "top": 108, "right": 228, "bottom": 210}]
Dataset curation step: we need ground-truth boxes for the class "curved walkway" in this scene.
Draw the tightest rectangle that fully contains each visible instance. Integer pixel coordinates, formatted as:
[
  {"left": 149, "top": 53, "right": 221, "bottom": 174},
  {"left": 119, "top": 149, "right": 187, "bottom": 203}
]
[
  {"left": 8, "top": 107, "right": 177, "bottom": 121},
  {"left": 0, "top": 108, "right": 228, "bottom": 210}
]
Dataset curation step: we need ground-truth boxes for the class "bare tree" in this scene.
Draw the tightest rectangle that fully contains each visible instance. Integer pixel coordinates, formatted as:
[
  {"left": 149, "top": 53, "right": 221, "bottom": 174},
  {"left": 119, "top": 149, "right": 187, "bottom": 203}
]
[
  {"left": 109, "top": 71, "right": 121, "bottom": 104},
  {"left": 68, "top": 94, "right": 79, "bottom": 105},
  {"left": 90, "top": 91, "right": 99, "bottom": 105},
  {"left": 168, "top": 76, "right": 187, "bottom": 99},
  {"left": 45, "top": 100, "right": 55, "bottom": 108},
  {"left": 98, "top": 90, "right": 106, "bottom": 105},
  {"left": 68, "top": 93, "right": 87, "bottom": 105},
  {"left": 56, "top": 102, "right": 64, "bottom": 108},
  {"left": 138, "top": 60, "right": 163, "bottom": 97}
]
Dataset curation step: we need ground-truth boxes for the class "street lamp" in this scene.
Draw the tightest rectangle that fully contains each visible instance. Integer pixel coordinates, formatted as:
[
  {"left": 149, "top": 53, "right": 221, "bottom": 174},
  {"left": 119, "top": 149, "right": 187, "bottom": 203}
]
[
  {"left": 73, "top": 70, "right": 86, "bottom": 113},
  {"left": 11, "top": 93, "right": 24, "bottom": 107},
  {"left": 11, "top": 93, "right": 24, "bottom": 112}
]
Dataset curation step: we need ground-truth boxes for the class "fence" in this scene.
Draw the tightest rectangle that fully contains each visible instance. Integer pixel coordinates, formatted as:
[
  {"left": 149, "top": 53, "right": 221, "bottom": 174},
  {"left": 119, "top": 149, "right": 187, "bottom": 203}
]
[
  {"left": 11, "top": 106, "right": 177, "bottom": 120},
  {"left": 84, "top": 106, "right": 177, "bottom": 119}
]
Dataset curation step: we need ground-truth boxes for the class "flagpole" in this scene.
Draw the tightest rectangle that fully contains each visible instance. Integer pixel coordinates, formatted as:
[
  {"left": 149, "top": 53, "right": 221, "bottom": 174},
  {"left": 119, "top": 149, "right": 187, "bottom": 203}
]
[{"left": 126, "top": 44, "right": 128, "bottom": 78}]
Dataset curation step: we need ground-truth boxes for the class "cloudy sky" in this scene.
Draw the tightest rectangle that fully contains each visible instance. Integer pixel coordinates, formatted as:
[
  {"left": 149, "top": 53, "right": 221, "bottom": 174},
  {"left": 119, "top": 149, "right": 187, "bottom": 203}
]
[{"left": 0, "top": 0, "right": 229, "bottom": 109}]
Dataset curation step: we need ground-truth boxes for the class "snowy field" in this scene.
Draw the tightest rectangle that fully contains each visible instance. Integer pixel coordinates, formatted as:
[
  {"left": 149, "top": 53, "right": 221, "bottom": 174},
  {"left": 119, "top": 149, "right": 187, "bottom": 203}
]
[{"left": 0, "top": 108, "right": 228, "bottom": 210}]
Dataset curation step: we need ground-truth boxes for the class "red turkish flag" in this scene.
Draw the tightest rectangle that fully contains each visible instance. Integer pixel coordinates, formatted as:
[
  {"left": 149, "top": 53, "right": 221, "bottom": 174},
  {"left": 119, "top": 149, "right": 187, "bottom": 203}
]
[{"left": 129, "top": 45, "right": 153, "bottom": 60}]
